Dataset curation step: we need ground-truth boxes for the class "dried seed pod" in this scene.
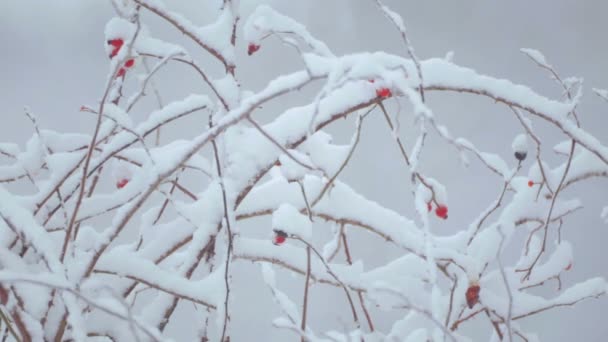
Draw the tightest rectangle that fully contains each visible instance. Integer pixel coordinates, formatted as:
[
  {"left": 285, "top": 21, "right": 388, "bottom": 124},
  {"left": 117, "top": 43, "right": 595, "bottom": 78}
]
[{"left": 466, "top": 283, "right": 481, "bottom": 309}]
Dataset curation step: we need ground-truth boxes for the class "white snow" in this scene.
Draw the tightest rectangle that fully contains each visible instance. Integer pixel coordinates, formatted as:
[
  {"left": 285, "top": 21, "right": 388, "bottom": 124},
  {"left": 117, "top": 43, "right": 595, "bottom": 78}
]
[
  {"left": 512, "top": 133, "right": 528, "bottom": 153},
  {"left": 272, "top": 203, "right": 312, "bottom": 240},
  {"left": 520, "top": 48, "right": 551, "bottom": 69}
]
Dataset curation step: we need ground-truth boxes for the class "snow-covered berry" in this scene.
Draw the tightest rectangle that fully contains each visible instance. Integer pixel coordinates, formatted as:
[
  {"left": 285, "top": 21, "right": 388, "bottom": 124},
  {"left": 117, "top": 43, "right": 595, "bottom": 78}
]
[
  {"left": 528, "top": 180, "right": 534, "bottom": 187},
  {"left": 124, "top": 58, "right": 135, "bottom": 68},
  {"left": 512, "top": 133, "right": 528, "bottom": 162}
]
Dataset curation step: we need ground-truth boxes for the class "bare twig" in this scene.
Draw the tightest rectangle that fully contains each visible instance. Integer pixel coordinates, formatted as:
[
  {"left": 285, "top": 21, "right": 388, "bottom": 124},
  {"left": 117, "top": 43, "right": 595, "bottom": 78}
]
[
  {"left": 210, "top": 119, "right": 234, "bottom": 342},
  {"left": 300, "top": 246, "right": 311, "bottom": 342}
]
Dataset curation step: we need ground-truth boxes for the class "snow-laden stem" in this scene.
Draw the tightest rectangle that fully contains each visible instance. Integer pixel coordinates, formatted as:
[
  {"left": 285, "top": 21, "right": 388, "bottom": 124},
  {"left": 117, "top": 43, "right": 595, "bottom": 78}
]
[
  {"left": 497, "top": 226, "right": 513, "bottom": 342},
  {"left": 211, "top": 127, "right": 233, "bottom": 342}
]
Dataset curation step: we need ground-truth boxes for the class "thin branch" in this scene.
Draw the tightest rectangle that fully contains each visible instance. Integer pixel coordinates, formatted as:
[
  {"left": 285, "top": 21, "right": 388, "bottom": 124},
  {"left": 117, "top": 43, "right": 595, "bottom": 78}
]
[
  {"left": 211, "top": 119, "right": 233, "bottom": 342},
  {"left": 300, "top": 246, "right": 311, "bottom": 342},
  {"left": 342, "top": 231, "right": 375, "bottom": 332},
  {"left": 293, "top": 237, "right": 360, "bottom": 329}
]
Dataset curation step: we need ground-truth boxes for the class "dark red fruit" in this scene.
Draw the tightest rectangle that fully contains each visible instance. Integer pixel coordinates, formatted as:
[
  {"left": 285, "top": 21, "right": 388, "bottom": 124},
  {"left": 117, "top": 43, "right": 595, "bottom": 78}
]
[
  {"left": 108, "top": 39, "right": 124, "bottom": 58},
  {"left": 273, "top": 230, "right": 287, "bottom": 245},
  {"left": 427, "top": 202, "right": 432, "bottom": 212},
  {"left": 117, "top": 67, "right": 126, "bottom": 77},
  {"left": 124, "top": 58, "right": 135, "bottom": 68},
  {"left": 247, "top": 43, "right": 260, "bottom": 56},
  {"left": 435, "top": 205, "right": 448, "bottom": 219},
  {"left": 465, "top": 284, "right": 480, "bottom": 308},
  {"left": 528, "top": 180, "right": 534, "bottom": 187},
  {"left": 376, "top": 87, "right": 392, "bottom": 98},
  {"left": 116, "top": 178, "right": 129, "bottom": 189},
  {"left": 514, "top": 151, "right": 527, "bottom": 162}
]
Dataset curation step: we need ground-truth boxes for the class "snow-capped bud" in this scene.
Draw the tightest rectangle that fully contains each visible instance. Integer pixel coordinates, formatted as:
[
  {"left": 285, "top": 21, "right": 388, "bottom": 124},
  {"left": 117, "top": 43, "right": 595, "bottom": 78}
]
[
  {"left": 514, "top": 151, "right": 527, "bottom": 161},
  {"left": 512, "top": 134, "right": 528, "bottom": 162}
]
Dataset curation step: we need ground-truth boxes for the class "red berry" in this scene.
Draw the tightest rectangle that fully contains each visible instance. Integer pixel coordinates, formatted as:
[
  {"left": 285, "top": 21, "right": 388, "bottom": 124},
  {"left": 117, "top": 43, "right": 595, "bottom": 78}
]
[
  {"left": 376, "top": 87, "right": 392, "bottom": 98},
  {"left": 465, "top": 284, "right": 480, "bottom": 308},
  {"left": 117, "top": 67, "right": 126, "bottom": 77},
  {"left": 273, "top": 235, "right": 285, "bottom": 245},
  {"left": 435, "top": 205, "right": 448, "bottom": 219},
  {"left": 108, "top": 39, "right": 124, "bottom": 49},
  {"left": 273, "top": 230, "right": 288, "bottom": 245},
  {"left": 116, "top": 178, "right": 129, "bottom": 189},
  {"left": 124, "top": 58, "right": 135, "bottom": 68},
  {"left": 247, "top": 43, "right": 260, "bottom": 56},
  {"left": 427, "top": 202, "right": 432, "bottom": 212},
  {"left": 108, "top": 39, "right": 124, "bottom": 58},
  {"left": 368, "top": 79, "right": 375, "bottom": 83},
  {"left": 528, "top": 180, "right": 534, "bottom": 187},
  {"left": 565, "top": 263, "right": 572, "bottom": 271}
]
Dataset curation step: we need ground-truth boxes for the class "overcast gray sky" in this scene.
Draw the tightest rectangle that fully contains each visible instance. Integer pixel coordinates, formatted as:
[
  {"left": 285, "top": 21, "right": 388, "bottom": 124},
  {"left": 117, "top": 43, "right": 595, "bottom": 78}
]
[{"left": 1, "top": 1, "right": 607, "bottom": 341}]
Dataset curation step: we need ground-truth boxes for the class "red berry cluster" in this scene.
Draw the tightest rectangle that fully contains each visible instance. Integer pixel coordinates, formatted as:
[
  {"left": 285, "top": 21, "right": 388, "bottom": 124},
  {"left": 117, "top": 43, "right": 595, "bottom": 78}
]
[{"left": 107, "top": 38, "right": 135, "bottom": 78}]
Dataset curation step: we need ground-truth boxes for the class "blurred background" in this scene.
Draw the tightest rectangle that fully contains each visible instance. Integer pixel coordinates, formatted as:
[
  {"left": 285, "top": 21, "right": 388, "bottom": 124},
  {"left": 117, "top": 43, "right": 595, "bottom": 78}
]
[{"left": 1, "top": 0, "right": 607, "bottom": 341}]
